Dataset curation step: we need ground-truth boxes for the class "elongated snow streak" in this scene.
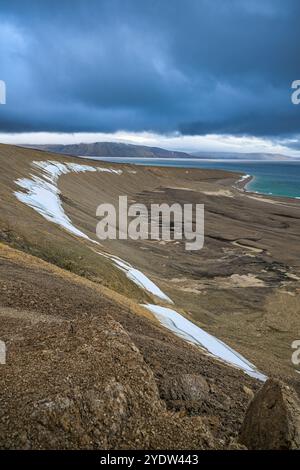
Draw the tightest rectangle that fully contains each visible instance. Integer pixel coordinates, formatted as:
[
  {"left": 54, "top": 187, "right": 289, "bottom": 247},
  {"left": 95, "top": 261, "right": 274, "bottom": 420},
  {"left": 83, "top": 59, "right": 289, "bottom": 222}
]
[
  {"left": 105, "top": 254, "right": 173, "bottom": 303},
  {"left": 15, "top": 161, "right": 121, "bottom": 242},
  {"left": 14, "top": 160, "right": 267, "bottom": 380},
  {"left": 144, "top": 304, "right": 267, "bottom": 381}
]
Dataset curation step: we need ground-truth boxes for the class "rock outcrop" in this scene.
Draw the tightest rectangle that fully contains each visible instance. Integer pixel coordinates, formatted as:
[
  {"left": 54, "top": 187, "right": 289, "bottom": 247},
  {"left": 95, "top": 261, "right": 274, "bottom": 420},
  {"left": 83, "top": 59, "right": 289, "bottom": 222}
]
[
  {"left": 239, "top": 378, "right": 300, "bottom": 449},
  {"left": 0, "top": 312, "right": 216, "bottom": 449}
]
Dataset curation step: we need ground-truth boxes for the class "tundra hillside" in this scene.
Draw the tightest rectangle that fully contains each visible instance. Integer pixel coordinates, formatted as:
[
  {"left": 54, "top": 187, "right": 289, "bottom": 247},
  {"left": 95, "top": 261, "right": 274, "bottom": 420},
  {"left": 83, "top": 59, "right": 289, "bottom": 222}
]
[{"left": 0, "top": 143, "right": 299, "bottom": 449}]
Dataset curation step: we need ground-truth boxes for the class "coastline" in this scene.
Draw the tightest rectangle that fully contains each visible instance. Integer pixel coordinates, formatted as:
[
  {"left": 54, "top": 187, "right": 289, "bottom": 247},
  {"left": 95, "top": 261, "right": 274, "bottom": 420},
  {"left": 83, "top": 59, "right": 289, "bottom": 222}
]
[
  {"left": 234, "top": 172, "right": 300, "bottom": 203},
  {"left": 85, "top": 156, "right": 300, "bottom": 201},
  {"left": 234, "top": 173, "right": 253, "bottom": 192}
]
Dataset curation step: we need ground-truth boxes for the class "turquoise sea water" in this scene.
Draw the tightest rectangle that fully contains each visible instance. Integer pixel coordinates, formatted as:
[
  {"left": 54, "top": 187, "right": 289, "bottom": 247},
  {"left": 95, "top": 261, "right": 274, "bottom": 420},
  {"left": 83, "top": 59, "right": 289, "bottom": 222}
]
[{"left": 91, "top": 157, "right": 300, "bottom": 199}]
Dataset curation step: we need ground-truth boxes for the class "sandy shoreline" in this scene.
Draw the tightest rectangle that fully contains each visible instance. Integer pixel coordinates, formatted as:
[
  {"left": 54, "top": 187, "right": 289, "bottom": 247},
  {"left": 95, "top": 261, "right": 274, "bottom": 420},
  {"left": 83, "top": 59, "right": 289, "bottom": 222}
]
[{"left": 234, "top": 170, "right": 300, "bottom": 204}]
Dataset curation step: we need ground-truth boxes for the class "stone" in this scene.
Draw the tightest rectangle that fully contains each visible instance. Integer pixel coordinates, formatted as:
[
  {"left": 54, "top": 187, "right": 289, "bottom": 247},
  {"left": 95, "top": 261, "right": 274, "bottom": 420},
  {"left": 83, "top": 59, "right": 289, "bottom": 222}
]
[
  {"left": 159, "top": 374, "right": 209, "bottom": 402},
  {"left": 239, "top": 378, "right": 300, "bottom": 449},
  {"left": 243, "top": 385, "right": 255, "bottom": 402}
]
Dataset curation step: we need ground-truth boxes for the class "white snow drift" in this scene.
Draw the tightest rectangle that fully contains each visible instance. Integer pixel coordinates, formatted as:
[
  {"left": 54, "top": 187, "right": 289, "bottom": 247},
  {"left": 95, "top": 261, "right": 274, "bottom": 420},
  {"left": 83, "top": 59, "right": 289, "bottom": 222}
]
[
  {"left": 15, "top": 161, "right": 121, "bottom": 241},
  {"left": 144, "top": 304, "right": 266, "bottom": 381}
]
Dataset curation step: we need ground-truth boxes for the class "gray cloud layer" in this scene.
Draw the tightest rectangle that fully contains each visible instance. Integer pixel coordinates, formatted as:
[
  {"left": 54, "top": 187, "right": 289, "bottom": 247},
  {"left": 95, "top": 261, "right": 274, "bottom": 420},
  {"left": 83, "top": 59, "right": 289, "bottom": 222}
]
[{"left": 0, "top": 0, "right": 299, "bottom": 137}]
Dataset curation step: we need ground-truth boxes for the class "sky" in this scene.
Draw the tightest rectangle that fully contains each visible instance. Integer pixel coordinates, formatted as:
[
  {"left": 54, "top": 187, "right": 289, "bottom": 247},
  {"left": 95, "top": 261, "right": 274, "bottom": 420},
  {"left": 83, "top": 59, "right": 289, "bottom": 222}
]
[{"left": 0, "top": 0, "right": 300, "bottom": 155}]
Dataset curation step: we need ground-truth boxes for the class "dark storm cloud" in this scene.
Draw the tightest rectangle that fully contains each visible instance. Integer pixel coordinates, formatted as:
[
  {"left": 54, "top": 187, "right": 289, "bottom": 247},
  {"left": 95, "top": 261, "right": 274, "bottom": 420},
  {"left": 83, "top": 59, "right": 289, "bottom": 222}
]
[{"left": 0, "top": 0, "right": 300, "bottom": 136}]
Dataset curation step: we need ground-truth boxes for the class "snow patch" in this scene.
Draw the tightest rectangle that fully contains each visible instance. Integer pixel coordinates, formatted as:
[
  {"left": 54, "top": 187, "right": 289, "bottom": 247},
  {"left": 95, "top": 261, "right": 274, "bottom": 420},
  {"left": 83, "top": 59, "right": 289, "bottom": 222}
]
[
  {"left": 108, "top": 255, "right": 173, "bottom": 303},
  {"left": 238, "top": 174, "right": 251, "bottom": 182},
  {"left": 15, "top": 161, "right": 99, "bottom": 241},
  {"left": 144, "top": 304, "right": 267, "bottom": 381},
  {"left": 15, "top": 161, "right": 122, "bottom": 241}
]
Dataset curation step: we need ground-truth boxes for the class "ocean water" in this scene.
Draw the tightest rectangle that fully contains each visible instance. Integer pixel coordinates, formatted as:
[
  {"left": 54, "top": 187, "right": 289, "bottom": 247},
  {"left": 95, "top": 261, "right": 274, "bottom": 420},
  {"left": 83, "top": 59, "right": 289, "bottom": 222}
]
[{"left": 91, "top": 157, "right": 300, "bottom": 199}]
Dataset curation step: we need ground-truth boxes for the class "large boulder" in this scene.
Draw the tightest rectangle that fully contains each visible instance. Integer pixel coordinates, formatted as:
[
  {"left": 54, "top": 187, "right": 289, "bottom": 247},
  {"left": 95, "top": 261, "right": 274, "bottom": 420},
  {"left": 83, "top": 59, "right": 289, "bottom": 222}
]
[
  {"left": 159, "top": 374, "right": 209, "bottom": 401},
  {"left": 239, "top": 378, "right": 300, "bottom": 449}
]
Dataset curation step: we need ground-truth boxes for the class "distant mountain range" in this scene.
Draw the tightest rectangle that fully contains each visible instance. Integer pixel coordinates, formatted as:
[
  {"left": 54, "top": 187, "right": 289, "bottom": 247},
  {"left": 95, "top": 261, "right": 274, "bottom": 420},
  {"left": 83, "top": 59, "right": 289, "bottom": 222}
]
[
  {"left": 30, "top": 142, "right": 191, "bottom": 159},
  {"left": 27, "top": 142, "right": 292, "bottom": 161}
]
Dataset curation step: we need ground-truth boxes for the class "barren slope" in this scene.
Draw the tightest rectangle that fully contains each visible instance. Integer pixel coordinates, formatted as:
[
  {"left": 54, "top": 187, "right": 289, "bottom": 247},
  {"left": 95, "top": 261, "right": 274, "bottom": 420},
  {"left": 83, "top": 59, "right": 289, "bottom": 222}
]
[{"left": 0, "top": 143, "right": 300, "bottom": 449}]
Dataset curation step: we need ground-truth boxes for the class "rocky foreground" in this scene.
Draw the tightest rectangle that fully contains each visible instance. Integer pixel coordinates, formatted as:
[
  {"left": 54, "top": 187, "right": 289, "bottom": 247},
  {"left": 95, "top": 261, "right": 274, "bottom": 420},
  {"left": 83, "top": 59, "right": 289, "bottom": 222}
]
[
  {"left": 1, "top": 243, "right": 299, "bottom": 449},
  {"left": 0, "top": 243, "right": 250, "bottom": 449}
]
